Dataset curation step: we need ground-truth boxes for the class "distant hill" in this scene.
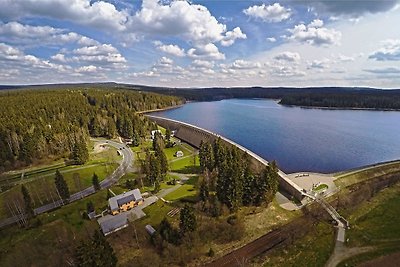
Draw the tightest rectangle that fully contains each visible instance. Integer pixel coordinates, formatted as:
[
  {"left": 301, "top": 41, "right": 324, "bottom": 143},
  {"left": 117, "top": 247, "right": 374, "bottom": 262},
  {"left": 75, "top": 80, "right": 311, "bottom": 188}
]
[{"left": 1, "top": 83, "right": 400, "bottom": 110}]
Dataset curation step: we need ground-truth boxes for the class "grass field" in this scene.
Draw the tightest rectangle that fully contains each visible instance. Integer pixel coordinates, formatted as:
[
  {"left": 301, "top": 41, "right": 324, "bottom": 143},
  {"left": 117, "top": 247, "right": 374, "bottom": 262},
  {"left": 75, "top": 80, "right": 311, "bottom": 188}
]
[
  {"left": 336, "top": 183, "right": 400, "bottom": 266},
  {"left": 164, "top": 176, "right": 198, "bottom": 201},
  {"left": 259, "top": 221, "right": 335, "bottom": 267},
  {"left": 141, "top": 200, "right": 176, "bottom": 226},
  {"left": 0, "top": 189, "right": 109, "bottom": 267},
  {"left": 334, "top": 161, "right": 400, "bottom": 188},
  {"left": 0, "top": 144, "right": 120, "bottom": 219},
  {"left": 170, "top": 155, "right": 200, "bottom": 173}
]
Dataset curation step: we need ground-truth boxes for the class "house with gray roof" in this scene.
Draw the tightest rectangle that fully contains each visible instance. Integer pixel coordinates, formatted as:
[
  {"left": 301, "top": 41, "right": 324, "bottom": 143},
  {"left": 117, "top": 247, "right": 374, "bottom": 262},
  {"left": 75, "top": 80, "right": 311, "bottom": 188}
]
[
  {"left": 99, "top": 215, "right": 128, "bottom": 236},
  {"left": 108, "top": 189, "right": 143, "bottom": 215}
]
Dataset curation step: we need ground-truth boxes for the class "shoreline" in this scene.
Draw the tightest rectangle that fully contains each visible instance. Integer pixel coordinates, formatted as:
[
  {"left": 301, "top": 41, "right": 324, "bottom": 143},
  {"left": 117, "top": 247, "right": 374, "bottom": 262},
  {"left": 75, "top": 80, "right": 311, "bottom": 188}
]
[
  {"left": 279, "top": 102, "right": 400, "bottom": 112},
  {"left": 137, "top": 103, "right": 184, "bottom": 114}
]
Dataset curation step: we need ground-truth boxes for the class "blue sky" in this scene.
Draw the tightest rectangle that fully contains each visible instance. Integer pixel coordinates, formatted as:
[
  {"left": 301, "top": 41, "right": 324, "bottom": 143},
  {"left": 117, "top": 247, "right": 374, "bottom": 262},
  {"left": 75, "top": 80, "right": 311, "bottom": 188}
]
[{"left": 0, "top": 0, "right": 399, "bottom": 88}]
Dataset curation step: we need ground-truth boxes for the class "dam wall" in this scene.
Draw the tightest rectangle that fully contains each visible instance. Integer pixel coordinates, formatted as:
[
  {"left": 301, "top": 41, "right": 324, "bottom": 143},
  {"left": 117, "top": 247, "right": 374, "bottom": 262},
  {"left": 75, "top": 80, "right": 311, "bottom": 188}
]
[{"left": 146, "top": 115, "right": 305, "bottom": 201}]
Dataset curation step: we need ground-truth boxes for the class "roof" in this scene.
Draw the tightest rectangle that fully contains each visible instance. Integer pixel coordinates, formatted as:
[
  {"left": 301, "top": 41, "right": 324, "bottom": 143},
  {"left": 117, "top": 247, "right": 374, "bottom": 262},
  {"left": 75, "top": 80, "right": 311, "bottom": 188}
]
[
  {"left": 108, "top": 189, "right": 143, "bottom": 211},
  {"left": 99, "top": 215, "right": 128, "bottom": 236},
  {"left": 145, "top": 224, "right": 156, "bottom": 236}
]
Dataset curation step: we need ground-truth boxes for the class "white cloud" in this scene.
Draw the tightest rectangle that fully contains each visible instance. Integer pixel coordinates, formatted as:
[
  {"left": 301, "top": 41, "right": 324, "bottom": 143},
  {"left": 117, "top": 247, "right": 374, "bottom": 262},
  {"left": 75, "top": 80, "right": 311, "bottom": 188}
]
[
  {"left": 307, "top": 59, "right": 330, "bottom": 69},
  {"left": 0, "top": 21, "right": 99, "bottom": 46},
  {"left": 154, "top": 42, "right": 185, "bottom": 57},
  {"left": 191, "top": 60, "right": 214, "bottom": 69},
  {"left": 369, "top": 39, "right": 400, "bottom": 61},
  {"left": 267, "top": 37, "right": 277, "bottom": 42},
  {"left": 287, "top": 19, "right": 342, "bottom": 46},
  {"left": 274, "top": 51, "right": 301, "bottom": 62},
  {"left": 51, "top": 53, "right": 67, "bottom": 63},
  {"left": 76, "top": 65, "right": 98, "bottom": 73},
  {"left": 0, "top": 0, "right": 129, "bottom": 32},
  {"left": 338, "top": 54, "right": 355, "bottom": 62},
  {"left": 130, "top": 0, "right": 245, "bottom": 47},
  {"left": 220, "top": 27, "right": 247, "bottom": 47},
  {"left": 243, "top": 3, "right": 291, "bottom": 23},
  {"left": 187, "top": 43, "right": 225, "bottom": 60}
]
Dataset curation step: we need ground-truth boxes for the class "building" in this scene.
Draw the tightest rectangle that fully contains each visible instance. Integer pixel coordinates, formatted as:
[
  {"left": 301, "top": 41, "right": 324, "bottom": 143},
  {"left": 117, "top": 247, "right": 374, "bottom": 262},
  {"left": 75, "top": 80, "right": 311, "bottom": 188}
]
[
  {"left": 151, "top": 130, "right": 162, "bottom": 139},
  {"left": 99, "top": 215, "right": 129, "bottom": 236},
  {"left": 108, "top": 189, "right": 143, "bottom": 215},
  {"left": 175, "top": 150, "right": 184, "bottom": 157},
  {"left": 145, "top": 224, "right": 156, "bottom": 236}
]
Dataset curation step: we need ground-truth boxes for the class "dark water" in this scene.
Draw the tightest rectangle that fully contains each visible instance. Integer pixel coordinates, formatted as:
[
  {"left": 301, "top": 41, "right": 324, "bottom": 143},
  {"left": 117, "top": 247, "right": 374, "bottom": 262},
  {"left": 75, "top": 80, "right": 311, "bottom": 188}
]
[{"left": 152, "top": 99, "right": 400, "bottom": 173}]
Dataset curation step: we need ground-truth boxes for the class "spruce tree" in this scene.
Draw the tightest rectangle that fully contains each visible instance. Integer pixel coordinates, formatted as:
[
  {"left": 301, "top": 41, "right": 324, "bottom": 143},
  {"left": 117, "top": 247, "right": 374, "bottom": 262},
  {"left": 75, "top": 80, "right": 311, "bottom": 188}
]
[
  {"left": 21, "top": 185, "right": 34, "bottom": 217},
  {"left": 199, "top": 180, "right": 209, "bottom": 202},
  {"left": 55, "top": 170, "right": 70, "bottom": 200},
  {"left": 75, "top": 230, "right": 117, "bottom": 267},
  {"left": 92, "top": 173, "right": 101, "bottom": 191},
  {"left": 179, "top": 204, "right": 197, "bottom": 234}
]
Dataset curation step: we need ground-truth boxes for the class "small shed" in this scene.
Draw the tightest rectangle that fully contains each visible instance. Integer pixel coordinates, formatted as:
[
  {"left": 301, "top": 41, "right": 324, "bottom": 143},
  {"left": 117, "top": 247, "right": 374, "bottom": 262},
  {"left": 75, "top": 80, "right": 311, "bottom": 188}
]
[
  {"left": 175, "top": 151, "right": 184, "bottom": 157},
  {"left": 145, "top": 224, "right": 156, "bottom": 236}
]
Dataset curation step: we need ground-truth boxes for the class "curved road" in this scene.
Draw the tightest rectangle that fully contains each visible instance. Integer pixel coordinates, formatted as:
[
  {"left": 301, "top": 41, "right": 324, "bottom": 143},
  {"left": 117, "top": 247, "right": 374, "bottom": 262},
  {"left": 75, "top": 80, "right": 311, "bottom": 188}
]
[{"left": 0, "top": 139, "right": 133, "bottom": 228}]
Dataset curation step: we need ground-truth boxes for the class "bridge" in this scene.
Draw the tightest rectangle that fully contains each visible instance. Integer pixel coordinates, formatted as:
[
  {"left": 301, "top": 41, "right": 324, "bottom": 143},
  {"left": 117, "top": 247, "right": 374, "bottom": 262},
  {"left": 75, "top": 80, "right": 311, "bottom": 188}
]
[{"left": 146, "top": 115, "right": 305, "bottom": 201}]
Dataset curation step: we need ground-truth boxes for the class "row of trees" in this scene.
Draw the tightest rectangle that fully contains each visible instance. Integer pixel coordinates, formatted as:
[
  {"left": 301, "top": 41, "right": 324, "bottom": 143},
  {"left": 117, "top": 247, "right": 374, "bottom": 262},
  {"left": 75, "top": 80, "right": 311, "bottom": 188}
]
[
  {"left": 199, "top": 139, "right": 279, "bottom": 212},
  {"left": 141, "top": 132, "right": 169, "bottom": 191},
  {"left": 0, "top": 88, "right": 183, "bottom": 172}
]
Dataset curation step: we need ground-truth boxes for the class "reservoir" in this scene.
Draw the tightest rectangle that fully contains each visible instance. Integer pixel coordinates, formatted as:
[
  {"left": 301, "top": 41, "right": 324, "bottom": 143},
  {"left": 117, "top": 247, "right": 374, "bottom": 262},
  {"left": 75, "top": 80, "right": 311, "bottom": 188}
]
[{"left": 152, "top": 99, "right": 400, "bottom": 174}]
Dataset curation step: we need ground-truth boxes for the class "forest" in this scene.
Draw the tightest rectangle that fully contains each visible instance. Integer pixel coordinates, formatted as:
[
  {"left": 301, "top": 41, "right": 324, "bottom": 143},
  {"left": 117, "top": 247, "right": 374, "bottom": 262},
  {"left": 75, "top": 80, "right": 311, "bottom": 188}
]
[{"left": 0, "top": 88, "right": 184, "bottom": 173}]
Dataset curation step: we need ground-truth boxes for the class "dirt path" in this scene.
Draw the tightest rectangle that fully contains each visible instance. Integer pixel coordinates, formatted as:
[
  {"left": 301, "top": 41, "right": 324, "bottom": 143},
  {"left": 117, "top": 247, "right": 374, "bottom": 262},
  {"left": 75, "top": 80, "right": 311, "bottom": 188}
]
[{"left": 325, "top": 242, "right": 374, "bottom": 267}]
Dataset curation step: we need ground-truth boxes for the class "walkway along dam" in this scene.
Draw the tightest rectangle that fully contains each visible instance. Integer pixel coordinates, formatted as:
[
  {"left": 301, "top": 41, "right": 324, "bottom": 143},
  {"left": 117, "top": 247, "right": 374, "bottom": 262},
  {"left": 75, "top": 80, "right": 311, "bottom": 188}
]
[{"left": 146, "top": 115, "right": 305, "bottom": 201}]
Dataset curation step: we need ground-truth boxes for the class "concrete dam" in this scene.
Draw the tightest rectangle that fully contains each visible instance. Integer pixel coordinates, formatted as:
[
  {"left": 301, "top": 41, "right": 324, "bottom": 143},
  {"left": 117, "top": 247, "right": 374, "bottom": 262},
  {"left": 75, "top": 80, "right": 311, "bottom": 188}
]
[{"left": 146, "top": 115, "right": 305, "bottom": 201}]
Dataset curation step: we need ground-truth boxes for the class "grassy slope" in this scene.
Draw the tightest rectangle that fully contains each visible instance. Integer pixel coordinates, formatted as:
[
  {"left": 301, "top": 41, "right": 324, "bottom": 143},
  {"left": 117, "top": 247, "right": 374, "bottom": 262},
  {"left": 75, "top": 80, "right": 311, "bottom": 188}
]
[
  {"left": 260, "top": 222, "right": 335, "bottom": 267},
  {"left": 334, "top": 161, "right": 400, "bottom": 188},
  {"left": 0, "top": 190, "right": 108, "bottom": 267},
  {"left": 338, "top": 183, "right": 400, "bottom": 266}
]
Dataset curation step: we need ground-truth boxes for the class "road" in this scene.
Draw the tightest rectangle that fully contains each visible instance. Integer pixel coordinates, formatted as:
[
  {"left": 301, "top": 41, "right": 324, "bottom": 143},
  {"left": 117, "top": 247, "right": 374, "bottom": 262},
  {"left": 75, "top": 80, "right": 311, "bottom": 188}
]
[{"left": 0, "top": 139, "right": 133, "bottom": 229}]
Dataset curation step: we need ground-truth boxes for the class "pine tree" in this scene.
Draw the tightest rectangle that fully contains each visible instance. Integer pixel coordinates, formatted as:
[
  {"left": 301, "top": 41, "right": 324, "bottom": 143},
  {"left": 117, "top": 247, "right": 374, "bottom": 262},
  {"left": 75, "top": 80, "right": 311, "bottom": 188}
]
[
  {"left": 92, "top": 173, "right": 101, "bottom": 191},
  {"left": 242, "top": 166, "right": 255, "bottom": 206},
  {"left": 155, "top": 146, "right": 168, "bottom": 179},
  {"left": 55, "top": 170, "right": 70, "bottom": 200},
  {"left": 75, "top": 230, "right": 117, "bottom": 267},
  {"left": 179, "top": 204, "right": 197, "bottom": 234},
  {"left": 73, "top": 138, "right": 89, "bottom": 165},
  {"left": 199, "top": 180, "right": 209, "bottom": 202},
  {"left": 21, "top": 185, "right": 34, "bottom": 217}
]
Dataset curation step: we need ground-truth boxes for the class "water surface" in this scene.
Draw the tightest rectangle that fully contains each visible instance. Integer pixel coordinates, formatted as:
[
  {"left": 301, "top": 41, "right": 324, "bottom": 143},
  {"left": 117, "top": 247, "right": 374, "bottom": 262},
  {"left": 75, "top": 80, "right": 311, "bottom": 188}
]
[{"left": 153, "top": 99, "right": 400, "bottom": 173}]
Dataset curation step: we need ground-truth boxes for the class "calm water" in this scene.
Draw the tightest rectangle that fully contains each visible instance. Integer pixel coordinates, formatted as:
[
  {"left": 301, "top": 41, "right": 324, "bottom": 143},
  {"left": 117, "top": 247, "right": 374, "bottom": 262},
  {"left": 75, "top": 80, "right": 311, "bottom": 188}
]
[{"left": 152, "top": 99, "right": 400, "bottom": 173}]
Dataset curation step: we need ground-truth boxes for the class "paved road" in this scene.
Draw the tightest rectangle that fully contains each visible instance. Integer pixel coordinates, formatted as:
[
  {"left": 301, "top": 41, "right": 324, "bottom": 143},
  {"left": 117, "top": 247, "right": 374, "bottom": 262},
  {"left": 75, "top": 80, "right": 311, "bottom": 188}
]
[{"left": 0, "top": 139, "right": 133, "bottom": 228}]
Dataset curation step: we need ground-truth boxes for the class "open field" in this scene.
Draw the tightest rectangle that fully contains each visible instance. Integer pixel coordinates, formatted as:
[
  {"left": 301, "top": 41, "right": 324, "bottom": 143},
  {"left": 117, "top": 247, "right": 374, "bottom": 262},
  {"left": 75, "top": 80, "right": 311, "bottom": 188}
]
[
  {"left": 0, "top": 144, "right": 120, "bottom": 219},
  {"left": 257, "top": 221, "right": 335, "bottom": 267},
  {"left": 0, "top": 189, "right": 109, "bottom": 267},
  {"left": 337, "top": 183, "right": 400, "bottom": 266},
  {"left": 164, "top": 176, "right": 198, "bottom": 201}
]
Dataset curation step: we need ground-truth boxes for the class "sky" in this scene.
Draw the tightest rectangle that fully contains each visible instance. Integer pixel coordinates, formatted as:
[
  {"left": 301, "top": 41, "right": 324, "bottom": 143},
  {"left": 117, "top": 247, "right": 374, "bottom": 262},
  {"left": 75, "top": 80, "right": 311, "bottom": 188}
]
[{"left": 0, "top": 0, "right": 399, "bottom": 88}]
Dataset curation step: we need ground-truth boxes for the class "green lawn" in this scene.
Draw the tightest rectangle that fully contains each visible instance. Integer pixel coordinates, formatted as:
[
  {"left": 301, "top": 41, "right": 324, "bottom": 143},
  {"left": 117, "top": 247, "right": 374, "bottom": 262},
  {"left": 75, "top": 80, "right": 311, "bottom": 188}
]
[
  {"left": 164, "top": 177, "right": 198, "bottom": 202},
  {"left": 261, "top": 222, "right": 335, "bottom": 267},
  {"left": 169, "top": 155, "right": 200, "bottom": 173},
  {"left": 141, "top": 200, "right": 175, "bottom": 226},
  {"left": 314, "top": 183, "right": 328, "bottom": 191},
  {"left": 337, "top": 183, "right": 400, "bottom": 266}
]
